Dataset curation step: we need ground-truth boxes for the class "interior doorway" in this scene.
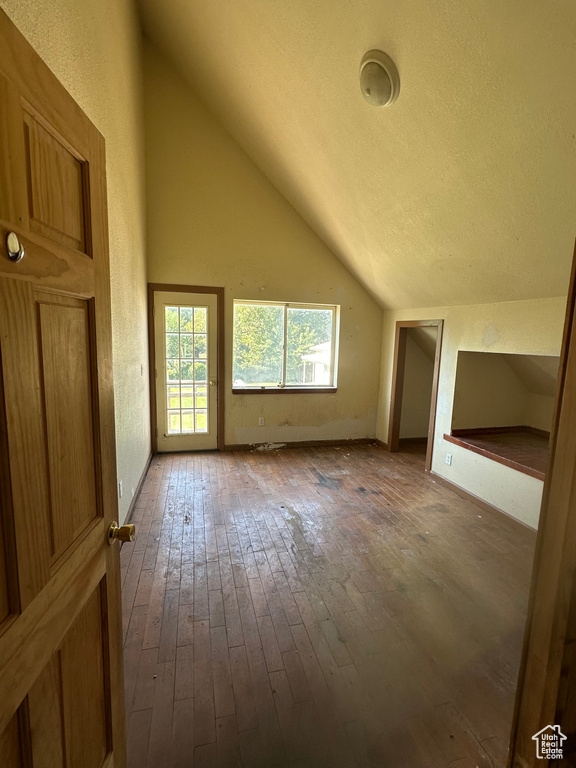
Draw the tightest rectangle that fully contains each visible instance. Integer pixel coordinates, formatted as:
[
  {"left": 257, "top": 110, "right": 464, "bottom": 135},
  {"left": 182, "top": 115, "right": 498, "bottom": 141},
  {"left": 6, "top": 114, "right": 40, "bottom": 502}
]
[{"left": 388, "top": 319, "right": 443, "bottom": 472}]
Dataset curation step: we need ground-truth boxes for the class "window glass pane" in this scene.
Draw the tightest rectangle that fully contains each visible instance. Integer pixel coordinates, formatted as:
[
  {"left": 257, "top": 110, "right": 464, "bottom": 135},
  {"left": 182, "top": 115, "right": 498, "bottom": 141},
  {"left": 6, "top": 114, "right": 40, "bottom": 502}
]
[
  {"left": 181, "top": 361, "right": 193, "bottom": 382},
  {"left": 194, "top": 334, "right": 207, "bottom": 359},
  {"left": 194, "top": 307, "right": 207, "bottom": 333},
  {"left": 166, "top": 333, "right": 179, "bottom": 358},
  {"left": 233, "top": 303, "right": 284, "bottom": 386},
  {"left": 165, "top": 307, "right": 179, "bottom": 332},
  {"left": 180, "top": 307, "right": 193, "bottom": 333},
  {"left": 194, "top": 361, "right": 207, "bottom": 382},
  {"left": 196, "top": 410, "right": 208, "bottom": 433},
  {"left": 167, "top": 360, "right": 180, "bottom": 382},
  {"left": 168, "top": 411, "right": 180, "bottom": 434},
  {"left": 195, "top": 385, "right": 207, "bottom": 408},
  {"left": 181, "top": 410, "right": 194, "bottom": 433},
  {"left": 285, "top": 308, "right": 333, "bottom": 386},
  {"left": 167, "top": 385, "right": 180, "bottom": 409},
  {"left": 180, "top": 334, "right": 193, "bottom": 358},
  {"left": 181, "top": 385, "right": 194, "bottom": 408}
]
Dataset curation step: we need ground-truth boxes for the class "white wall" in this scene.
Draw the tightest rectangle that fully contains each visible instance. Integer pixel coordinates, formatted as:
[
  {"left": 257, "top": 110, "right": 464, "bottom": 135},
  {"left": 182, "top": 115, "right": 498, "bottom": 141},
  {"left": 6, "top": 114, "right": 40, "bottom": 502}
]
[
  {"left": 377, "top": 297, "right": 567, "bottom": 528},
  {"left": 1, "top": 0, "right": 150, "bottom": 522}
]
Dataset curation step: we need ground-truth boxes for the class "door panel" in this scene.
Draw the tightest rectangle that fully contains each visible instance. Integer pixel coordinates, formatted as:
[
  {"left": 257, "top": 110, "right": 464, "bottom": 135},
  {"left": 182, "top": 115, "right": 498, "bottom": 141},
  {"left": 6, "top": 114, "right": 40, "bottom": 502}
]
[
  {"left": 0, "top": 349, "right": 17, "bottom": 627},
  {"left": 0, "top": 8, "right": 126, "bottom": 766},
  {"left": 23, "top": 110, "right": 90, "bottom": 254},
  {"left": 0, "top": 712, "right": 23, "bottom": 767},
  {"left": 0, "top": 278, "right": 51, "bottom": 607},
  {"left": 37, "top": 293, "right": 99, "bottom": 561},
  {"left": 154, "top": 290, "right": 218, "bottom": 452},
  {"left": 59, "top": 583, "right": 109, "bottom": 768},
  {"left": 28, "top": 655, "right": 65, "bottom": 768}
]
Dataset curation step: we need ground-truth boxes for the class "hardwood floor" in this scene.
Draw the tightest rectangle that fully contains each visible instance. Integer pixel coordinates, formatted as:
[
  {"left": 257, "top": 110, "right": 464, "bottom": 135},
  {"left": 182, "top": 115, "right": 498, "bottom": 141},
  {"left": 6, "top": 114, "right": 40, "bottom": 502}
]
[{"left": 121, "top": 444, "right": 536, "bottom": 768}]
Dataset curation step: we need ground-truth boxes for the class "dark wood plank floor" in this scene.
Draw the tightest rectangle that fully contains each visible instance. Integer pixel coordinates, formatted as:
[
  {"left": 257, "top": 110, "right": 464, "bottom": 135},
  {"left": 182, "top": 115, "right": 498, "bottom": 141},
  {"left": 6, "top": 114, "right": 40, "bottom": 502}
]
[{"left": 121, "top": 444, "right": 536, "bottom": 768}]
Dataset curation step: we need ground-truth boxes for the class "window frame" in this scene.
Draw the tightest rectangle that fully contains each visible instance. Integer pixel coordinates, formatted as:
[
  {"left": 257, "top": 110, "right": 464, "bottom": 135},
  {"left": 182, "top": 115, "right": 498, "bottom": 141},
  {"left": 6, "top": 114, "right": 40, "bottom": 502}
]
[{"left": 232, "top": 299, "right": 340, "bottom": 393}]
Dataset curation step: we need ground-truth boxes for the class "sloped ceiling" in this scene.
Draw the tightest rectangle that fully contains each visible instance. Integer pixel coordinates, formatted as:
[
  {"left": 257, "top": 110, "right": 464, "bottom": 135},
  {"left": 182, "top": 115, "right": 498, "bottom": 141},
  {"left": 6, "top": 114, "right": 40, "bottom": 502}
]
[
  {"left": 137, "top": 0, "right": 576, "bottom": 310},
  {"left": 409, "top": 327, "right": 437, "bottom": 362},
  {"left": 503, "top": 353, "right": 559, "bottom": 397}
]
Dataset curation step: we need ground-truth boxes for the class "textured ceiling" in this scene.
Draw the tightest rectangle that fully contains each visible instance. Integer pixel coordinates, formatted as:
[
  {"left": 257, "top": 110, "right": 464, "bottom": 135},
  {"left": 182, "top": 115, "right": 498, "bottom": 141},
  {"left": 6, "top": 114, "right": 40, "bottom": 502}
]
[{"left": 137, "top": 0, "right": 576, "bottom": 310}]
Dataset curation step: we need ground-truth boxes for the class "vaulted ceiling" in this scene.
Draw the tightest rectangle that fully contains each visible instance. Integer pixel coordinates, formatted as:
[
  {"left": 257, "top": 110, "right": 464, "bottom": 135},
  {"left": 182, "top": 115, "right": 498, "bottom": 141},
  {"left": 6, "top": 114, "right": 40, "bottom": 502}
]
[{"left": 137, "top": 0, "right": 576, "bottom": 310}]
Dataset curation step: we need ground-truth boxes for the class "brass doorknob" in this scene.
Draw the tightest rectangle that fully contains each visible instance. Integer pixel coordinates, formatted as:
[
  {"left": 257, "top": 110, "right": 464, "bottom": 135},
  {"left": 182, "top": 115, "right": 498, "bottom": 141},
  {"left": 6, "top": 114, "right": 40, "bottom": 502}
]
[{"left": 108, "top": 521, "right": 136, "bottom": 545}]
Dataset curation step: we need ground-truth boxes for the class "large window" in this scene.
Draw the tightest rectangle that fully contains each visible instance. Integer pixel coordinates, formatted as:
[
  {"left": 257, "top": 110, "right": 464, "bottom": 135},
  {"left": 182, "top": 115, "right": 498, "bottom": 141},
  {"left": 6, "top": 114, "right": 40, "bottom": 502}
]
[{"left": 233, "top": 300, "right": 339, "bottom": 389}]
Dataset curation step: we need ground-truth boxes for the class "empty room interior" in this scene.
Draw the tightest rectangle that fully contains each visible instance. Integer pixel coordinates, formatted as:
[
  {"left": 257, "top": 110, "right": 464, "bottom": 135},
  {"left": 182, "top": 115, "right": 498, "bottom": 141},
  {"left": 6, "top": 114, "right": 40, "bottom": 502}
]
[{"left": 0, "top": 1, "right": 575, "bottom": 767}]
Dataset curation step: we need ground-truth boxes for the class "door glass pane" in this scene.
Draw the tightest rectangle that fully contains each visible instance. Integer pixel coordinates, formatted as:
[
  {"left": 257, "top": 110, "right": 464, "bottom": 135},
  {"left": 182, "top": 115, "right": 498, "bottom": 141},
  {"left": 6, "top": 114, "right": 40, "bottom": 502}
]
[
  {"left": 181, "top": 385, "right": 194, "bottom": 408},
  {"left": 166, "top": 307, "right": 179, "bottom": 332},
  {"left": 180, "top": 307, "right": 193, "bottom": 332},
  {"left": 180, "top": 334, "right": 193, "bottom": 358},
  {"left": 164, "top": 304, "right": 210, "bottom": 435},
  {"left": 166, "top": 334, "right": 179, "bottom": 358},
  {"left": 196, "top": 410, "right": 208, "bottom": 433},
  {"left": 194, "top": 361, "right": 207, "bottom": 382},
  {"left": 168, "top": 411, "right": 181, "bottom": 434},
  {"left": 194, "top": 307, "right": 207, "bottom": 332},
  {"left": 167, "top": 360, "right": 180, "bottom": 381},
  {"left": 195, "top": 385, "right": 207, "bottom": 408},
  {"left": 181, "top": 410, "right": 194, "bottom": 433},
  {"left": 181, "top": 361, "right": 193, "bottom": 382},
  {"left": 167, "top": 385, "right": 180, "bottom": 409},
  {"left": 194, "top": 334, "right": 207, "bottom": 359}
]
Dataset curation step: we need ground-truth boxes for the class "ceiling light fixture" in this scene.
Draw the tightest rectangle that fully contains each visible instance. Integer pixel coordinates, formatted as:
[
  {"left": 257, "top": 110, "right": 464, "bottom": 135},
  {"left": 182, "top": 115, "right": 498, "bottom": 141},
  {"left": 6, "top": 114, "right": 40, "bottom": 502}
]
[{"left": 360, "top": 50, "right": 400, "bottom": 107}]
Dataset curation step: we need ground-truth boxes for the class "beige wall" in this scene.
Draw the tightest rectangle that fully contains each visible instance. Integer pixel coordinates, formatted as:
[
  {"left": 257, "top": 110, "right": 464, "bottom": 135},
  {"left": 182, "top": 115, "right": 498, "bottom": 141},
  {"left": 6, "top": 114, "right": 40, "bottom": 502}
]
[
  {"left": 452, "top": 352, "right": 527, "bottom": 430},
  {"left": 144, "top": 43, "right": 383, "bottom": 446},
  {"left": 524, "top": 393, "right": 555, "bottom": 433},
  {"left": 399, "top": 332, "right": 434, "bottom": 439},
  {"left": 1, "top": 0, "right": 150, "bottom": 522},
  {"left": 378, "top": 296, "right": 567, "bottom": 528}
]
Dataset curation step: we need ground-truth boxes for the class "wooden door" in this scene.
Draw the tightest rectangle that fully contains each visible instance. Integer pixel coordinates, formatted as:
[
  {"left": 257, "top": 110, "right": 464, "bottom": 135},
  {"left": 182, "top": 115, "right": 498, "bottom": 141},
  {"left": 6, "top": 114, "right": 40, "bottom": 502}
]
[
  {"left": 508, "top": 243, "right": 576, "bottom": 765},
  {"left": 154, "top": 290, "right": 218, "bottom": 452},
  {"left": 0, "top": 10, "right": 126, "bottom": 767}
]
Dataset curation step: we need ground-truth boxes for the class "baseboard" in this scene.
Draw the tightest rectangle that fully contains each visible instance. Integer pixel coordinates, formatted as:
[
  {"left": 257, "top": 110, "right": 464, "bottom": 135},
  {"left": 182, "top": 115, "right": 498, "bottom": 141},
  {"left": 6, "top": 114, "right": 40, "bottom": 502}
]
[
  {"left": 223, "top": 437, "right": 382, "bottom": 452},
  {"left": 124, "top": 452, "right": 153, "bottom": 525},
  {"left": 429, "top": 470, "right": 535, "bottom": 531}
]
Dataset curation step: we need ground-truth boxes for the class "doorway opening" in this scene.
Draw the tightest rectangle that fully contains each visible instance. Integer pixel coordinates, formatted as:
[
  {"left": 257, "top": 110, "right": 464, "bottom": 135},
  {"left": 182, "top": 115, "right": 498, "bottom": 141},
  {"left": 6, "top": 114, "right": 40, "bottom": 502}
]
[
  {"left": 387, "top": 319, "right": 443, "bottom": 472},
  {"left": 148, "top": 283, "right": 224, "bottom": 452}
]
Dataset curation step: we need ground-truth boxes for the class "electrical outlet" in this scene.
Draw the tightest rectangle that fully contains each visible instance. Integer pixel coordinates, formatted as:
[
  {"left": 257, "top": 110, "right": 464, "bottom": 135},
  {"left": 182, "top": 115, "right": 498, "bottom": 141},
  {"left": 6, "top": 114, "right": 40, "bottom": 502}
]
[
  {"left": 118, "top": 480, "right": 123, "bottom": 498},
  {"left": 258, "top": 417, "right": 265, "bottom": 426},
  {"left": 445, "top": 453, "right": 452, "bottom": 466}
]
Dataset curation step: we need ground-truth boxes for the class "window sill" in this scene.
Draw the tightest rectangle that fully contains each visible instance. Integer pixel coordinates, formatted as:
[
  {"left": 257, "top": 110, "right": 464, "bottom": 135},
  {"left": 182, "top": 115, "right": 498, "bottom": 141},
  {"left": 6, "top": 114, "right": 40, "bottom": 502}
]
[{"left": 232, "top": 387, "right": 338, "bottom": 395}]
